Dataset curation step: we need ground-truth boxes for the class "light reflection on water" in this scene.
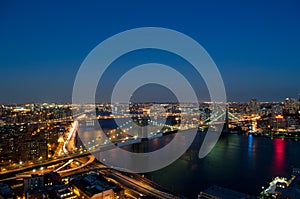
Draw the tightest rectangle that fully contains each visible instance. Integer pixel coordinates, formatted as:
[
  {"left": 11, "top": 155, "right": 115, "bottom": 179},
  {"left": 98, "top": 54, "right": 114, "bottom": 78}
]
[
  {"left": 144, "top": 133, "right": 299, "bottom": 198},
  {"left": 272, "top": 138, "right": 285, "bottom": 175}
]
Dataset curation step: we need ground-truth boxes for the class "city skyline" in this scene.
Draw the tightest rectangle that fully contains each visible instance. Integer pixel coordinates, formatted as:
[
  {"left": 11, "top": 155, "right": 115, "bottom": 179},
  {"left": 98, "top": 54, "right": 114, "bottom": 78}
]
[
  {"left": 1, "top": 98, "right": 300, "bottom": 198},
  {"left": 0, "top": 1, "right": 300, "bottom": 103},
  {"left": 1, "top": 1, "right": 300, "bottom": 198}
]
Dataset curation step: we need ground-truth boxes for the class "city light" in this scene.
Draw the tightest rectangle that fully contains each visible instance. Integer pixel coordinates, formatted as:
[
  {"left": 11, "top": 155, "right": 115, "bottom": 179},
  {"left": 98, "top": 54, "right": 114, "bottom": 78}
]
[{"left": 275, "top": 115, "right": 284, "bottom": 119}]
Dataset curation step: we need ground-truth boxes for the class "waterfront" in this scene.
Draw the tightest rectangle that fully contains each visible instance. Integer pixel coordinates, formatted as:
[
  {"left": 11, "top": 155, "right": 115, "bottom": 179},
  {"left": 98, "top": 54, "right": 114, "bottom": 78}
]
[
  {"left": 142, "top": 132, "right": 300, "bottom": 198},
  {"left": 79, "top": 117, "right": 300, "bottom": 198}
]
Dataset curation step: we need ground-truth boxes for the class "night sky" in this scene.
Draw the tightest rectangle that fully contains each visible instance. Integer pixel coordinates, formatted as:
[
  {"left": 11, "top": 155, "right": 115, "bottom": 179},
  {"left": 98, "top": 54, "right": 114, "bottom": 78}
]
[{"left": 0, "top": 0, "right": 299, "bottom": 103}]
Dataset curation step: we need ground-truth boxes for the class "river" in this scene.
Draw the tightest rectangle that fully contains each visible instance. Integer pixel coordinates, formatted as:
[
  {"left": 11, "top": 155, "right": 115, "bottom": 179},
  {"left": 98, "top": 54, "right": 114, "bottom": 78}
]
[
  {"left": 81, "top": 119, "right": 300, "bottom": 198},
  {"left": 144, "top": 132, "right": 300, "bottom": 198}
]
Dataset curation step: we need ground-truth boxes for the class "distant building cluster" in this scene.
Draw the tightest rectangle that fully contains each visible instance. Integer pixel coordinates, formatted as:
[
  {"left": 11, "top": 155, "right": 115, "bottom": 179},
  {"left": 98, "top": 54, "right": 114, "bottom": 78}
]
[
  {"left": 0, "top": 104, "right": 72, "bottom": 171},
  {"left": 225, "top": 98, "right": 300, "bottom": 135}
]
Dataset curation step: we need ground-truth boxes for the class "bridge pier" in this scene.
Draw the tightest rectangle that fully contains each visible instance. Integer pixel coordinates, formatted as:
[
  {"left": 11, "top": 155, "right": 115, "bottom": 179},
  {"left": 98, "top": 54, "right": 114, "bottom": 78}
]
[{"left": 131, "top": 138, "right": 149, "bottom": 153}]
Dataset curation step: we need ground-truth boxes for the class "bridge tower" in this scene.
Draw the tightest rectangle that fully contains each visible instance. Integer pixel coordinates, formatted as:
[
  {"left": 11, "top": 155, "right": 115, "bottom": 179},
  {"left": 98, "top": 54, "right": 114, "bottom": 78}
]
[
  {"left": 131, "top": 116, "right": 149, "bottom": 153},
  {"left": 223, "top": 106, "right": 229, "bottom": 133}
]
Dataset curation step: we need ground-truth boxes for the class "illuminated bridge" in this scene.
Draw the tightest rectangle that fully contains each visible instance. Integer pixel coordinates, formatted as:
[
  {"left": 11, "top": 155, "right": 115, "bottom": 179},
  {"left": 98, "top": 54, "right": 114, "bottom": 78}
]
[{"left": 0, "top": 107, "right": 255, "bottom": 180}]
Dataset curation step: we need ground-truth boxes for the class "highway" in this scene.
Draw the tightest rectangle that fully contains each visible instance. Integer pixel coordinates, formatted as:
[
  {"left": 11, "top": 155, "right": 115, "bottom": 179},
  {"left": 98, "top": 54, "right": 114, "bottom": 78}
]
[
  {"left": 63, "top": 120, "right": 78, "bottom": 154},
  {"left": 1, "top": 156, "right": 182, "bottom": 198},
  {"left": 0, "top": 155, "right": 95, "bottom": 182},
  {"left": 101, "top": 169, "right": 179, "bottom": 199},
  {"left": 0, "top": 150, "right": 91, "bottom": 180},
  {"left": 57, "top": 155, "right": 94, "bottom": 174}
]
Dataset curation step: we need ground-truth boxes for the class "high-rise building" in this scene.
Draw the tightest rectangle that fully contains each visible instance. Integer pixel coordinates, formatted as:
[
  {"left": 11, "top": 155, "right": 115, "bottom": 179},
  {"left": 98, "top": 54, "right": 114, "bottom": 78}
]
[
  {"left": 283, "top": 98, "right": 299, "bottom": 115},
  {"left": 22, "top": 139, "right": 48, "bottom": 161},
  {"left": 247, "top": 99, "right": 260, "bottom": 115},
  {"left": 272, "top": 104, "right": 283, "bottom": 116},
  {"left": 24, "top": 174, "right": 44, "bottom": 193}
]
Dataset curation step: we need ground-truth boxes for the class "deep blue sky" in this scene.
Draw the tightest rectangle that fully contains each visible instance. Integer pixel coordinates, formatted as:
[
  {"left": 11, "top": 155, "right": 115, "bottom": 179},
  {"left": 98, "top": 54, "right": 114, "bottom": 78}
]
[{"left": 0, "top": 0, "right": 299, "bottom": 103}]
